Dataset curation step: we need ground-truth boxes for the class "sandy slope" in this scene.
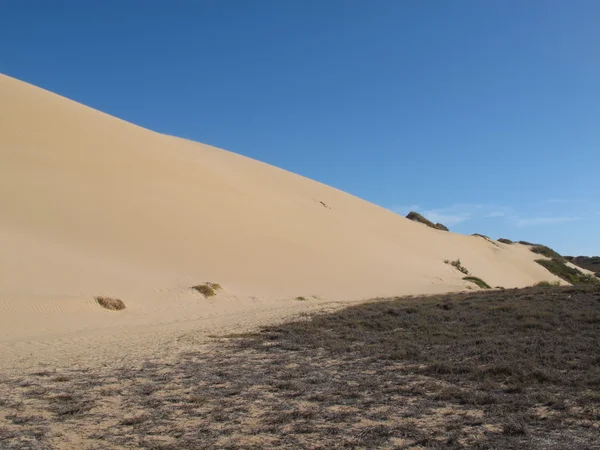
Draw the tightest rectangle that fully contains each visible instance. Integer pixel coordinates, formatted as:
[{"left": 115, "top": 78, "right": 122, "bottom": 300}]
[{"left": 0, "top": 73, "right": 563, "bottom": 362}]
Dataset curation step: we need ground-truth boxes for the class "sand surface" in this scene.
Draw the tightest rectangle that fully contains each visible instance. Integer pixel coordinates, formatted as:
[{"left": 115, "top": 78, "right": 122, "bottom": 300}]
[{"left": 0, "top": 73, "right": 563, "bottom": 370}]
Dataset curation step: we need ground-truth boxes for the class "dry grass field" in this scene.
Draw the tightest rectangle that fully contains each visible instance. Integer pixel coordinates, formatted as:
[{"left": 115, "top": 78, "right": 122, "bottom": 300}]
[{"left": 1, "top": 285, "right": 599, "bottom": 449}]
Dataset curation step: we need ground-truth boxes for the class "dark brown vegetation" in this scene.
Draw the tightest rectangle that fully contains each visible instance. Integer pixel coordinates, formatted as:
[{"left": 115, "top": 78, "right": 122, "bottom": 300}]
[
  {"left": 564, "top": 256, "right": 600, "bottom": 276},
  {"left": 497, "top": 238, "right": 513, "bottom": 244},
  {"left": 2, "top": 286, "right": 599, "bottom": 448},
  {"left": 95, "top": 296, "right": 126, "bottom": 311},
  {"left": 534, "top": 281, "right": 561, "bottom": 288},
  {"left": 192, "top": 282, "right": 222, "bottom": 297},
  {"left": 406, "top": 211, "right": 449, "bottom": 231}
]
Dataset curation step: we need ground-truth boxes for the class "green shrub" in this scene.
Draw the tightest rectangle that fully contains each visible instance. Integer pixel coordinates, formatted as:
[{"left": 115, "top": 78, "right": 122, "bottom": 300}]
[
  {"left": 530, "top": 245, "right": 564, "bottom": 261},
  {"left": 535, "top": 259, "right": 599, "bottom": 285},
  {"left": 445, "top": 259, "right": 470, "bottom": 275},
  {"left": 406, "top": 211, "right": 449, "bottom": 231},
  {"left": 463, "top": 276, "right": 491, "bottom": 289},
  {"left": 498, "top": 238, "right": 513, "bottom": 244},
  {"left": 518, "top": 240, "right": 536, "bottom": 246}
]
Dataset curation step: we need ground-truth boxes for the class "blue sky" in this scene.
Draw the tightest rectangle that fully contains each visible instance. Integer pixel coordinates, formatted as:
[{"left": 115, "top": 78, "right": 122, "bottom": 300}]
[{"left": 2, "top": 1, "right": 599, "bottom": 255}]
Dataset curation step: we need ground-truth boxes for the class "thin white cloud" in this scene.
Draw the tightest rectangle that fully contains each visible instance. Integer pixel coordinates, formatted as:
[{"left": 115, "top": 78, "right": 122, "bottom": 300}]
[
  {"left": 485, "top": 211, "right": 507, "bottom": 218},
  {"left": 422, "top": 209, "right": 471, "bottom": 226},
  {"left": 511, "top": 216, "right": 580, "bottom": 227},
  {"left": 387, "top": 202, "right": 585, "bottom": 229}
]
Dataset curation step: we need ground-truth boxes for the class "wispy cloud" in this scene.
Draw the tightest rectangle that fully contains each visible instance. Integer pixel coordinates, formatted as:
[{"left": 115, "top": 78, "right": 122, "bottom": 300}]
[
  {"left": 422, "top": 209, "right": 471, "bottom": 226},
  {"left": 511, "top": 216, "right": 580, "bottom": 227},
  {"left": 390, "top": 205, "right": 420, "bottom": 216},
  {"left": 388, "top": 202, "right": 585, "bottom": 229}
]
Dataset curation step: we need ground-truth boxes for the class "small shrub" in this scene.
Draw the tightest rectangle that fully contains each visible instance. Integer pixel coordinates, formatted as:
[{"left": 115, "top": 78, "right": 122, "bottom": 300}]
[
  {"left": 406, "top": 211, "right": 449, "bottom": 231},
  {"left": 518, "top": 240, "right": 536, "bottom": 246},
  {"left": 192, "top": 282, "right": 222, "bottom": 297},
  {"left": 472, "top": 233, "right": 491, "bottom": 240},
  {"left": 95, "top": 297, "right": 126, "bottom": 311},
  {"left": 498, "top": 238, "right": 513, "bottom": 244},
  {"left": 446, "top": 259, "right": 470, "bottom": 275},
  {"left": 534, "top": 281, "right": 561, "bottom": 288},
  {"left": 463, "top": 276, "right": 491, "bottom": 289},
  {"left": 530, "top": 245, "right": 564, "bottom": 261},
  {"left": 296, "top": 296, "right": 307, "bottom": 301}
]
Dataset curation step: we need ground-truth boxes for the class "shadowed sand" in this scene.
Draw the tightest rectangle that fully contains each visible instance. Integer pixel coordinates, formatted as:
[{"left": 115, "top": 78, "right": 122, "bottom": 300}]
[{"left": 0, "top": 74, "right": 563, "bottom": 368}]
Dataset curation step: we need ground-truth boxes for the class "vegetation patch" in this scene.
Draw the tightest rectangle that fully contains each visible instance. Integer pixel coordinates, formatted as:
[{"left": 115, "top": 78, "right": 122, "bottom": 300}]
[
  {"left": 535, "top": 259, "right": 599, "bottom": 285},
  {"left": 462, "top": 276, "right": 491, "bottom": 289},
  {"left": 406, "top": 211, "right": 449, "bottom": 231},
  {"left": 444, "top": 258, "right": 470, "bottom": 275},
  {"left": 1, "top": 286, "right": 599, "bottom": 448},
  {"left": 534, "top": 281, "right": 561, "bottom": 288},
  {"left": 530, "top": 245, "right": 565, "bottom": 261},
  {"left": 518, "top": 240, "right": 537, "bottom": 246},
  {"left": 295, "top": 296, "right": 307, "bottom": 301},
  {"left": 497, "top": 238, "right": 513, "bottom": 244},
  {"left": 95, "top": 296, "right": 126, "bottom": 311},
  {"left": 564, "top": 256, "right": 600, "bottom": 274},
  {"left": 192, "top": 282, "right": 222, "bottom": 297}
]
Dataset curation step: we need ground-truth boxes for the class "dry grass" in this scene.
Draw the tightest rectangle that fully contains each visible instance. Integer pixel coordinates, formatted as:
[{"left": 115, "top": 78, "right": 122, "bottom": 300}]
[
  {"left": 1, "top": 285, "right": 599, "bottom": 449},
  {"left": 95, "top": 296, "right": 126, "bottom": 311},
  {"left": 192, "top": 282, "right": 222, "bottom": 297},
  {"left": 445, "top": 258, "right": 470, "bottom": 275}
]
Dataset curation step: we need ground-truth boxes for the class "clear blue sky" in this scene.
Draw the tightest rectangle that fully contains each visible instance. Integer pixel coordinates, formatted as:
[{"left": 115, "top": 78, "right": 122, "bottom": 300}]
[{"left": 2, "top": 1, "right": 599, "bottom": 255}]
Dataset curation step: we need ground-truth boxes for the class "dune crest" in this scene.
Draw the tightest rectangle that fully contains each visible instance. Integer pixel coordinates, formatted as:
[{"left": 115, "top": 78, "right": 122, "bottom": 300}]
[{"left": 0, "top": 74, "right": 560, "bottom": 344}]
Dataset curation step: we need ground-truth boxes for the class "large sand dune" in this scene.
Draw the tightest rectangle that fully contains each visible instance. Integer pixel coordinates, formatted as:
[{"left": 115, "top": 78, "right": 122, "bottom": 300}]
[{"left": 0, "top": 73, "right": 561, "bottom": 349}]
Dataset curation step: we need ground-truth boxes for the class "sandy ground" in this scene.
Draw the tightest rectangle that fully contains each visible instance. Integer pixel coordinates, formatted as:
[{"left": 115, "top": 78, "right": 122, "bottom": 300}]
[{"left": 0, "top": 73, "right": 565, "bottom": 372}]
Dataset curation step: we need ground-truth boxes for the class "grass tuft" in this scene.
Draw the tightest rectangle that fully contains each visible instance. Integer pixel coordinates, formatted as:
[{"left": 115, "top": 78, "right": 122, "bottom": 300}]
[
  {"left": 463, "top": 276, "right": 491, "bottom": 289},
  {"left": 445, "top": 259, "right": 470, "bottom": 275},
  {"left": 192, "top": 282, "right": 222, "bottom": 297},
  {"left": 498, "top": 238, "right": 513, "bottom": 244},
  {"left": 95, "top": 297, "right": 126, "bottom": 311}
]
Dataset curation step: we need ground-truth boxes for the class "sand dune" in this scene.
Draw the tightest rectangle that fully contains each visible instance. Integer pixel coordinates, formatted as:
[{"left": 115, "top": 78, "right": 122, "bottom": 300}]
[{"left": 0, "top": 73, "right": 562, "bottom": 351}]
